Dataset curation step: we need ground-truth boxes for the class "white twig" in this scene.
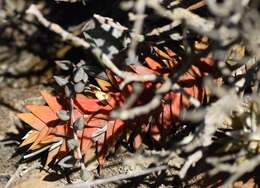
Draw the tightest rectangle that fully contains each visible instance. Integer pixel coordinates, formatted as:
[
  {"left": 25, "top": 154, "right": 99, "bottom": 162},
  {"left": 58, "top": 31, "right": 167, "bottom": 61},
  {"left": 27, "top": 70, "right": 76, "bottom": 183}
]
[
  {"left": 208, "top": 154, "right": 260, "bottom": 188},
  {"left": 147, "top": 1, "right": 206, "bottom": 36},
  {"left": 146, "top": 1, "right": 215, "bottom": 35},
  {"left": 5, "top": 162, "right": 42, "bottom": 188},
  {"left": 112, "top": 95, "right": 161, "bottom": 120},
  {"left": 179, "top": 150, "right": 203, "bottom": 178},
  {"left": 127, "top": 0, "right": 145, "bottom": 64},
  {"left": 26, "top": 5, "right": 90, "bottom": 48},
  {"left": 26, "top": 4, "right": 159, "bottom": 88},
  {"left": 61, "top": 165, "right": 168, "bottom": 188}
]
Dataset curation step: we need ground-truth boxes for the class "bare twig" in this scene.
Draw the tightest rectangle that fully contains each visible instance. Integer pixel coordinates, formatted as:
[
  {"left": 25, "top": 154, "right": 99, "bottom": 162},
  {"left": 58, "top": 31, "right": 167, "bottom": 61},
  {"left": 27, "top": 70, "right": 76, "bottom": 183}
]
[
  {"left": 127, "top": 0, "right": 145, "bottom": 65},
  {"left": 208, "top": 154, "right": 260, "bottom": 188},
  {"left": 121, "top": 83, "right": 144, "bottom": 109},
  {"left": 113, "top": 76, "right": 201, "bottom": 120},
  {"left": 61, "top": 165, "right": 168, "bottom": 188},
  {"left": 179, "top": 150, "right": 203, "bottom": 179},
  {"left": 147, "top": 0, "right": 206, "bottom": 36},
  {"left": 26, "top": 4, "right": 159, "bottom": 88},
  {"left": 146, "top": 1, "right": 215, "bottom": 35},
  {"left": 26, "top": 5, "right": 90, "bottom": 48},
  {"left": 4, "top": 162, "right": 42, "bottom": 188},
  {"left": 112, "top": 95, "right": 161, "bottom": 120}
]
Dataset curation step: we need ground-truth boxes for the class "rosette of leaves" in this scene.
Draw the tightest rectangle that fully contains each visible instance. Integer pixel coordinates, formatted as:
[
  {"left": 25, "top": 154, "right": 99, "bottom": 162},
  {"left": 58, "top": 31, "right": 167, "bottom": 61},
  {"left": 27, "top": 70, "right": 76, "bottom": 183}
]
[
  {"left": 17, "top": 42, "right": 214, "bottom": 168},
  {"left": 54, "top": 60, "right": 89, "bottom": 96},
  {"left": 100, "top": 44, "right": 215, "bottom": 147},
  {"left": 17, "top": 59, "right": 126, "bottom": 167},
  {"left": 17, "top": 90, "right": 125, "bottom": 167}
]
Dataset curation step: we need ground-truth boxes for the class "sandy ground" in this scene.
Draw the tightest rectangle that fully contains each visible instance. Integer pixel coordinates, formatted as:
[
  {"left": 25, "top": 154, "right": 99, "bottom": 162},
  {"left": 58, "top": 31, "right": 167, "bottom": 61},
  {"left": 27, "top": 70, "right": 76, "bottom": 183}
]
[{"left": 0, "top": 85, "right": 65, "bottom": 188}]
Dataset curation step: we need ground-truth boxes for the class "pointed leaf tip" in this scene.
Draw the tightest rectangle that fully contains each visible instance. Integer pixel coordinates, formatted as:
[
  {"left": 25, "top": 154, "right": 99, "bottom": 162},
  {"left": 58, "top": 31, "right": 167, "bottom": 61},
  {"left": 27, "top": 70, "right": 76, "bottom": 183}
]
[
  {"left": 40, "top": 91, "right": 62, "bottom": 113},
  {"left": 17, "top": 113, "right": 46, "bottom": 131},
  {"left": 75, "top": 94, "right": 103, "bottom": 112},
  {"left": 25, "top": 105, "right": 58, "bottom": 123}
]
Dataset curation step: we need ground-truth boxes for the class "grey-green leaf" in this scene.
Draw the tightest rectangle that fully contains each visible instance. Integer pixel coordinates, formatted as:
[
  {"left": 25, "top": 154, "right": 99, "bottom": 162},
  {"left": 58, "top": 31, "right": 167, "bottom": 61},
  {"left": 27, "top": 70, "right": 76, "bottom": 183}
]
[
  {"left": 57, "top": 110, "right": 70, "bottom": 121},
  {"left": 54, "top": 76, "right": 68, "bottom": 86},
  {"left": 65, "top": 85, "right": 73, "bottom": 97},
  {"left": 74, "top": 82, "right": 85, "bottom": 93},
  {"left": 76, "top": 60, "right": 86, "bottom": 68},
  {"left": 58, "top": 155, "right": 74, "bottom": 168},
  {"left": 74, "top": 68, "right": 85, "bottom": 83},
  {"left": 82, "top": 72, "right": 89, "bottom": 83},
  {"left": 55, "top": 60, "right": 71, "bottom": 71},
  {"left": 74, "top": 116, "right": 85, "bottom": 130},
  {"left": 67, "top": 138, "right": 79, "bottom": 151}
]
